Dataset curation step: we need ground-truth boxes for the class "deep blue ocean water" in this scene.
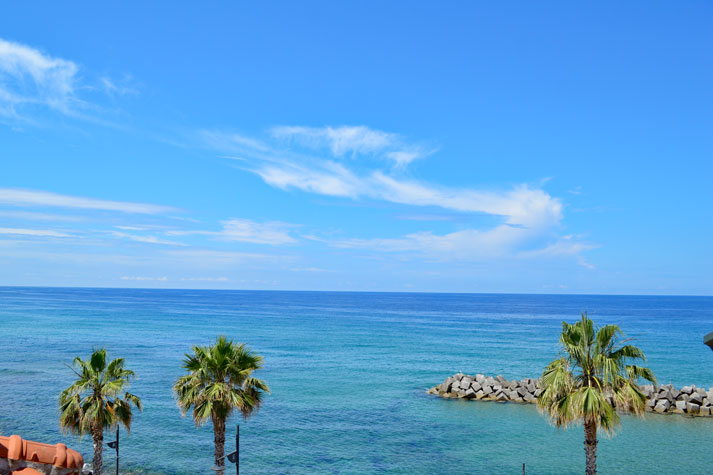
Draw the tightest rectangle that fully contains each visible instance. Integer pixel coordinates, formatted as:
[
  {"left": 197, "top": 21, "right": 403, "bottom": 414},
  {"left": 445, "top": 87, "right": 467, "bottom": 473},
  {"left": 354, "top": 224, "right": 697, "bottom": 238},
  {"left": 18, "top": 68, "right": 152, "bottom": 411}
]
[{"left": 1, "top": 287, "right": 712, "bottom": 474}]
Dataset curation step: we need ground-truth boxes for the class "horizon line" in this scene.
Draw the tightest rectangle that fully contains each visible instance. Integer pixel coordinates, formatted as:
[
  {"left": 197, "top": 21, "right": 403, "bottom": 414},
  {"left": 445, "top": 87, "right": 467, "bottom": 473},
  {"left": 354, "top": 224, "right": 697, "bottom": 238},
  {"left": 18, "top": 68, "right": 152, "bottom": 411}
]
[{"left": 0, "top": 284, "right": 711, "bottom": 299}]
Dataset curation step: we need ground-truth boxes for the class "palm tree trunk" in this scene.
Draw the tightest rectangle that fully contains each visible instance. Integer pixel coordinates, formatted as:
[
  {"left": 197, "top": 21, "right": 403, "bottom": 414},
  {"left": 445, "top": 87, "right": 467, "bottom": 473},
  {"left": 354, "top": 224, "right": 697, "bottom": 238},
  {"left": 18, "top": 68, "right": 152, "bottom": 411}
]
[
  {"left": 584, "top": 420, "right": 598, "bottom": 475},
  {"left": 213, "top": 414, "right": 226, "bottom": 475},
  {"left": 93, "top": 425, "right": 103, "bottom": 475}
]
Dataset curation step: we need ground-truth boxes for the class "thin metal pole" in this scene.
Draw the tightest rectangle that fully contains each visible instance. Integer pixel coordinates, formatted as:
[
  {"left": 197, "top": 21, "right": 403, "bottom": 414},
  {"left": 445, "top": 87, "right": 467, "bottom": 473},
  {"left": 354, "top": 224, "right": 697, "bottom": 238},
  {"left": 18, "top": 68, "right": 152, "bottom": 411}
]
[
  {"left": 236, "top": 424, "right": 239, "bottom": 475},
  {"left": 115, "top": 426, "right": 119, "bottom": 475},
  {"left": 522, "top": 462, "right": 525, "bottom": 475}
]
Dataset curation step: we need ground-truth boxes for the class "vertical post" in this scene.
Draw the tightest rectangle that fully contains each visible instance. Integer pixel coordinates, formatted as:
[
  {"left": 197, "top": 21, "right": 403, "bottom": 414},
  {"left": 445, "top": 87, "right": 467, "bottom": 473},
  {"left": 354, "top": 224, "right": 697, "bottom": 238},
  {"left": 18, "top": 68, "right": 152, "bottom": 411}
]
[
  {"left": 115, "top": 426, "right": 119, "bottom": 475},
  {"left": 236, "top": 424, "right": 239, "bottom": 475},
  {"left": 522, "top": 462, "right": 525, "bottom": 475}
]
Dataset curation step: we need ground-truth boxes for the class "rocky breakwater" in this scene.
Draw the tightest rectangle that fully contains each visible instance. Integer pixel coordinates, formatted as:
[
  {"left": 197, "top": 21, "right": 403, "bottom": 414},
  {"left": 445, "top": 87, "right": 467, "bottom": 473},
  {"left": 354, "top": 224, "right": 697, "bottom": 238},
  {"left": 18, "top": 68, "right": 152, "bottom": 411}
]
[
  {"left": 428, "top": 373, "right": 713, "bottom": 417},
  {"left": 428, "top": 373, "right": 541, "bottom": 403}
]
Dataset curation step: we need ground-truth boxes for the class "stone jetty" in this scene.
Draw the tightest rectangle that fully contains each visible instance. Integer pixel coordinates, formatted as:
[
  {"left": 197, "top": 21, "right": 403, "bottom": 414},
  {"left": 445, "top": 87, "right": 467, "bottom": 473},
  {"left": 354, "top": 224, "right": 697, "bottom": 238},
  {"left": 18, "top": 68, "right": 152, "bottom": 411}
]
[{"left": 429, "top": 373, "right": 713, "bottom": 417}]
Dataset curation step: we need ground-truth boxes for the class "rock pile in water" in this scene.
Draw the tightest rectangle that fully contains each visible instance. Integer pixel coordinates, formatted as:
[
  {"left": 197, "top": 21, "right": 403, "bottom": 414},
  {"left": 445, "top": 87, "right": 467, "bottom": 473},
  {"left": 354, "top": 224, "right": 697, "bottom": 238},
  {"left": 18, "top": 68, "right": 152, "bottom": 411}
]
[{"left": 429, "top": 373, "right": 713, "bottom": 417}]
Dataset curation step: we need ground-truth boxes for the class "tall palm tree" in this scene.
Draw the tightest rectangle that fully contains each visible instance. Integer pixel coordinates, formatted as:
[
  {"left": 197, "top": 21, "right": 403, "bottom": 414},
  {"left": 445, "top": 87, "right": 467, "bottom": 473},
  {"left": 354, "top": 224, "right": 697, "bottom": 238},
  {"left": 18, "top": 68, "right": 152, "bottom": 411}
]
[
  {"left": 59, "top": 348, "right": 142, "bottom": 475},
  {"left": 173, "top": 336, "right": 269, "bottom": 474},
  {"left": 537, "top": 313, "right": 656, "bottom": 475}
]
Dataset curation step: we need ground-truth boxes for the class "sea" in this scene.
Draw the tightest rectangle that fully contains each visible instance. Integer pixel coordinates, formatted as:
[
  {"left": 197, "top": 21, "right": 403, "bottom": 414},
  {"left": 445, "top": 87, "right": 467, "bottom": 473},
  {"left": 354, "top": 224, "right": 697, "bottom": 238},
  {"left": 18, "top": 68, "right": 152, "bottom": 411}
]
[{"left": 1, "top": 287, "right": 712, "bottom": 474}]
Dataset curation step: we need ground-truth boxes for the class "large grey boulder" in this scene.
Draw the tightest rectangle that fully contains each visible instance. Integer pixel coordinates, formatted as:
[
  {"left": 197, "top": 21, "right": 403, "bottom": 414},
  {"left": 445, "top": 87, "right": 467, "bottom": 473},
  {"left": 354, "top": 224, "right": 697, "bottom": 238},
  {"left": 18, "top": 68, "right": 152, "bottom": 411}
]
[
  {"left": 482, "top": 385, "right": 493, "bottom": 396},
  {"left": 475, "top": 390, "right": 485, "bottom": 399},
  {"left": 524, "top": 394, "right": 537, "bottom": 403},
  {"left": 689, "top": 392, "right": 703, "bottom": 405},
  {"left": 696, "top": 387, "right": 707, "bottom": 397},
  {"left": 674, "top": 400, "right": 687, "bottom": 413},
  {"left": 659, "top": 389, "right": 673, "bottom": 402},
  {"left": 465, "top": 388, "right": 477, "bottom": 399},
  {"left": 461, "top": 377, "right": 473, "bottom": 388},
  {"left": 475, "top": 374, "right": 485, "bottom": 383},
  {"left": 654, "top": 400, "right": 670, "bottom": 413},
  {"left": 687, "top": 402, "right": 701, "bottom": 414},
  {"left": 495, "top": 391, "right": 508, "bottom": 402},
  {"left": 680, "top": 385, "right": 694, "bottom": 395},
  {"left": 471, "top": 381, "right": 482, "bottom": 392},
  {"left": 700, "top": 406, "right": 712, "bottom": 416}
]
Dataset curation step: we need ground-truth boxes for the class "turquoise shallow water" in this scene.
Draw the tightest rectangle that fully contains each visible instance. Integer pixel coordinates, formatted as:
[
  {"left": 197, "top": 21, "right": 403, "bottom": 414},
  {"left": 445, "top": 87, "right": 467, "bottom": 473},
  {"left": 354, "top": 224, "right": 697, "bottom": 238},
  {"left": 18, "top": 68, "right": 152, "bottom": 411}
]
[{"left": 1, "top": 287, "right": 712, "bottom": 474}]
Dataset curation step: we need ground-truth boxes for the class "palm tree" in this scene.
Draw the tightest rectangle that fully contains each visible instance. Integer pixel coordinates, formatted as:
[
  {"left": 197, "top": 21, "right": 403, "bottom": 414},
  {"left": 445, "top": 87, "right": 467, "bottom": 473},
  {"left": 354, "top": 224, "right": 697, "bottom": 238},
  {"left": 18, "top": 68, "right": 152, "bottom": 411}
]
[
  {"left": 59, "top": 348, "right": 142, "bottom": 475},
  {"left": 537, "top": 312, "right": 656, "bottom": 475},
  {"left": 173, "top": 336, "right": 269, "bottom": 474}
]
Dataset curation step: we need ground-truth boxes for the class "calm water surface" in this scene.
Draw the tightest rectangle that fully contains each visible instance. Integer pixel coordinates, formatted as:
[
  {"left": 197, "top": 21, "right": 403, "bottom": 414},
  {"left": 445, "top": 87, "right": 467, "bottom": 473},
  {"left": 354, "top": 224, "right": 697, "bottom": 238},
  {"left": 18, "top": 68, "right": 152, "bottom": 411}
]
[{"left": 1, "top": 287, "right": 712, "bottom": 474}]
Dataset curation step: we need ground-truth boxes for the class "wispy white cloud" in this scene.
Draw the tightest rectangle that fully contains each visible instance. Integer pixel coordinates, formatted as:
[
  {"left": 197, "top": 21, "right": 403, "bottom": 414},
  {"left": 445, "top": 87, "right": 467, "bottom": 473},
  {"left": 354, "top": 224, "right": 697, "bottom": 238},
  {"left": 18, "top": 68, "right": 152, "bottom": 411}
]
[
  {"left": 168, "top": 218, "right": 298, "bottom": 245},
  {"left": 200, "top": 130, "right": 270, "bottom": 153},
  {"left": 202, "top": 126, "right": 589, "bottom": 261},
  {"left": 290, "top": 267, "right": 328, "bottom": 272},
  {"left": 395, "top": 213, "right": 460, "bottom": 221},
  {"left": 218, "top": 219, "right": 297, "bottom": 245},
  {"left": 270, "top": 125, "right": 428, "bottom": 166},
  {"left": 120, "top": 276, "right": 168, "bottom": 281},
  {"left": 0, "top": 227, "right": 71, "bottom": 237},
  {"left": 255, "top": 167, "right": 561, "bottom": 229},
  {"left": 0, "top": 38, "right": 80, "bottom": 118},
  {"left": 385, "top": 150, "right": 423, "bottom": 167},
  {"left": 272, "top": 125, "right": 395, "bottom": 156},
  {"left": 331, "top": 226, "right": 521, "bottom": 259},
  {"left": 331, "top": 228, "right": 598, "bottom": 262},
  {"left": 577, "top": 257, "right": 596, "bottom": 269},
  {"left": 0, "top": 187, "right": 177, "bottom": 214},
  {"left": 162, "top": 249, "right": 284, "bottom": 265},
  {"left": 517, "top": 234, "right": 599, "bottom": 259},
  {"left": 205, "top": 129, "right": 562, "bottom": 229},
  {"left": 0, "top": 210, "right": 86, "bottom": 222},
  {"left": 100, "top": 76, "right": 138, "bottom": 97},
  {"left": 368, "top": 173, "right": 562, "bottom": 228},
  {"left": 255, "top": 162, "right": 361, "bottom": 198},
  {"left": 0, "top": 38, "right": 136, "bottom": 125},
  {"left": 108, "top": 231, "right": 187, "bottom": 246}
]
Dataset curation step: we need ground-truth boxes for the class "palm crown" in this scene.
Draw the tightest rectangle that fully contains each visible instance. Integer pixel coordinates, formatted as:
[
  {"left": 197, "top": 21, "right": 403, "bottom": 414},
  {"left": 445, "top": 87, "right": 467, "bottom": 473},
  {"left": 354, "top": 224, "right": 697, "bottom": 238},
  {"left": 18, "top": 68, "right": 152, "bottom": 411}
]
[
  {"left": 174, "top": 335, "right": 269, "bottom": 425},
  {"left": 538, "top": 312, "right": 656, "bottom": 432},
  {"left": 59, "top": 348, "right": 143, "bottom": 435}
]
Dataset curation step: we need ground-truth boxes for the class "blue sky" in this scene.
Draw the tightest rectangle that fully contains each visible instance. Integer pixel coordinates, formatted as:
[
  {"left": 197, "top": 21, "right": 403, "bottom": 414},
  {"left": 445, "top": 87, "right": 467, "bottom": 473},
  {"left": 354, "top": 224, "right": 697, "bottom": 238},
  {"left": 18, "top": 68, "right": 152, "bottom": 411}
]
[{"left": 1, "top": 1, "right": 711, "bottom": 294}]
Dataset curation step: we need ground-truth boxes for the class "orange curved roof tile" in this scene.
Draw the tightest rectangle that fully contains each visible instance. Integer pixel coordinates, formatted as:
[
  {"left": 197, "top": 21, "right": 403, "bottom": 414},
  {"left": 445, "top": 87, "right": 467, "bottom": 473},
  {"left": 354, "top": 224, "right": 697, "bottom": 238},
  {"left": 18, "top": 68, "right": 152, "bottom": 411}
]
[{"left": 0, "top": 435, "right": 84, "bottom": 475}]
